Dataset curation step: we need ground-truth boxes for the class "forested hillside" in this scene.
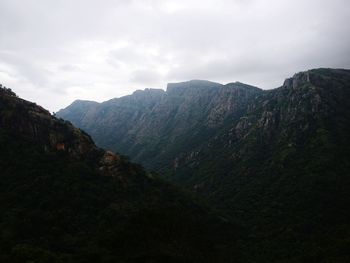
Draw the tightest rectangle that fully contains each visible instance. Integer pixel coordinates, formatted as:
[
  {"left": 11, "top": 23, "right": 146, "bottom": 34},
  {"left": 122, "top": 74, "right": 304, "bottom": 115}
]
[
  {"left": 0, "top": 85, "right": 240, "bottom": 263},
  {"left": 59, "top": 69, "right": 350, "bottom": 262}
]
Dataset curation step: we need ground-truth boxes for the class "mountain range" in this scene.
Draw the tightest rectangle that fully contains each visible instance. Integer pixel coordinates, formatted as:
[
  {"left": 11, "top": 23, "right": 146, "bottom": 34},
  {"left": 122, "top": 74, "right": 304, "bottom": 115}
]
[
  {"left": 0, "top": 85, "right": 240, "bottom": 262},
  {"left": 0, "top": 68, "right": 349, "bottom": 262},
  {"left": 58, "top": 68, "right": 350, "bottom": 262}
]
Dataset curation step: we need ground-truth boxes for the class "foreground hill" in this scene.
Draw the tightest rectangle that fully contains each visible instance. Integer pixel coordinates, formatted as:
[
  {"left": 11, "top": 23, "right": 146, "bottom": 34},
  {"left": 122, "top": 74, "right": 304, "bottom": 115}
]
[
  {"left": 58, "top": 68, "right": 350, "bottom": 262},
  {"left": 0, "top": 86, "right": 240, "bottom": 263}
]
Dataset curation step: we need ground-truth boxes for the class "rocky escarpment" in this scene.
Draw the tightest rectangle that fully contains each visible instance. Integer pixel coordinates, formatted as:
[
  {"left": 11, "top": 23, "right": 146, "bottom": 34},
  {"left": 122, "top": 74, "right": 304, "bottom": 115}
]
[
  {"left": 0, "top": 86, "right": 96, "bottom": 157},
  {"left": 171, "top": 69, "right": 350, "bottom": 182},
  {"left": 0, "top": 86, "right": 131, "bottom": 181},
  {"left": 57, "top": 80, "right": 262, "bottom": 171},
  {"left": 166, "top": 80, "right": 222, "bottom": 95}
]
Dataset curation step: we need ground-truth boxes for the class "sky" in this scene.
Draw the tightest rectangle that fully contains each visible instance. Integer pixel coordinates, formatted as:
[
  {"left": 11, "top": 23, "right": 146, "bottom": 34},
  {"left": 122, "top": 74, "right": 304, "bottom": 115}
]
[{"left": 0, "top": 0, "right": 349, "bottom": 112}]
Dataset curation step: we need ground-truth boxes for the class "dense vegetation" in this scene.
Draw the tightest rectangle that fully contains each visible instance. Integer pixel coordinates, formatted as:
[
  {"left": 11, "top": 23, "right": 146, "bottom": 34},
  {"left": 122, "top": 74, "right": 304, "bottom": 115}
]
[
  {"left": 59, "top": 68, "right": 350, "bottom": 262},
  {"left": 0, "top": 88, "right": 241, "bottom": 263}
]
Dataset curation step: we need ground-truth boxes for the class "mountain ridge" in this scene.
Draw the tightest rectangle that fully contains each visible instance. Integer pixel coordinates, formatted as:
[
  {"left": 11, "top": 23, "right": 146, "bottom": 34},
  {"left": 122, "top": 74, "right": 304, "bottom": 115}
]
[
  {"left": 57, "top": 78, "right": 261, "bottom": 167},
  {"left": 57, "top": 68, "right": 350, "bottom": 175},
  {"left": 57, "top": 68, "right": 350, "bottom": 262},
  {"left": 58, "top": 79, "right": 260, "bottom": 110},
  {"left": 59, "top": 68, "right": 347, "bottom": 111}
]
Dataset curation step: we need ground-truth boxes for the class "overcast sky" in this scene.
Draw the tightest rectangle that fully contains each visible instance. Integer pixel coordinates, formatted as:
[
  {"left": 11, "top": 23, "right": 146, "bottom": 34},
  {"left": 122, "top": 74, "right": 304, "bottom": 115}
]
[{"left": 1, "top": 0, "right": 349, "bottom": 111}]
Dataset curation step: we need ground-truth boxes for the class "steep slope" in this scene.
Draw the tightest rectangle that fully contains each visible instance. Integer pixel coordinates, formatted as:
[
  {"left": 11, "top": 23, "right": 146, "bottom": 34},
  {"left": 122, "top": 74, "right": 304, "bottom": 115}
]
[
  {"left": 172, "top": 68, "right": 350, "bottom": 261},
  {"left": 0, "top": 86, "right": 241, "bottom": 263},
  {"left": 58, "top": 80, "right": 261, "bottom": 171},
  {"left": 58, "top": 68, "right": 350, "bottom": 262}
]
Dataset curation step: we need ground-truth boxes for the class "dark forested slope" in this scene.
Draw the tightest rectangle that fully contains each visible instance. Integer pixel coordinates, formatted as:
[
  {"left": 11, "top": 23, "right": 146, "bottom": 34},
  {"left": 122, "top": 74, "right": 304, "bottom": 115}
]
[{"left": 0, "top": 86, "right": 240, "bottom": 263}]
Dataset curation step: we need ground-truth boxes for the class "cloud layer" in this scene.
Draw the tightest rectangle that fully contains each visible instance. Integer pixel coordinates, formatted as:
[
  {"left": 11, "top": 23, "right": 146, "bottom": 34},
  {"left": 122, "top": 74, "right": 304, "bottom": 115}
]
[{"left": 1, "top": 0, "right": 349, "bottom": 111}]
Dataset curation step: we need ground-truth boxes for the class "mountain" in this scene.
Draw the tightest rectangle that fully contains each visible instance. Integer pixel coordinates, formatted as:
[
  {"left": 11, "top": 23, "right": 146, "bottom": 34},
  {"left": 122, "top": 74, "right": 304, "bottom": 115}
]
[
  {"left": 58, "top": 68, "right": 350, "bottom": 262},
  {"left": 0, "top": 85, "right": 241, "bottom": 263},
  {"left": 58, "top": 80, "right": 261, "bottom": 172}
]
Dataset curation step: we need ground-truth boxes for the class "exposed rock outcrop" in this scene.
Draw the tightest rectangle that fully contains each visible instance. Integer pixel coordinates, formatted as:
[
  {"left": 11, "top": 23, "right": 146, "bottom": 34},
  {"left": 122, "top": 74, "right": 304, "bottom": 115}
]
[{"left": 0, "top": 86, "right": 127, "bottom": 179}]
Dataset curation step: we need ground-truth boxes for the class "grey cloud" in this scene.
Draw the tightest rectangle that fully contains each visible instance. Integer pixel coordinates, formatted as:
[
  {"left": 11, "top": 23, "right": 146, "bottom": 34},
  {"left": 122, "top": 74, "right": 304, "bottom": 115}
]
[
  {"left": 130, "top": 69, "right": 163, "bottom": 85},
  {"left": 59, "top": 65, "right": 81, "bottom": 72},
  {"left": 0, "top": 51, "right": 51, "bottom": 87},
  {"left": 0, "top": 0, "right": 349, "bottom": 111},
  {"left": 108, "top": 47, "right": 151, "bottom": 67}
]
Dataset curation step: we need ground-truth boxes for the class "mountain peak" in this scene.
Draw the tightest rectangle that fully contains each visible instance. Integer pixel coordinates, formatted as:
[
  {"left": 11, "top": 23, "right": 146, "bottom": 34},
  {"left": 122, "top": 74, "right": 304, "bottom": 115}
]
[
  {"left": 70, "top": 99, "right": 99, "bottom": 106},
  {"left": 0, "top": 84, "right": 17, "bottom": 97},
  {"left": 224, "top": 81, "right": 261, "bottom": 91},
  {"left": 283, "top": 68, "right": 350, "bottom": 89},
  {"left": 166, "top": 80, "right": 222, "bottom": 95},
  {"left": 132, "top": 88, "right": 165, "bottom": 96},
  {"left": 283, "top": 71, "right": 311, "bottom": 89}
]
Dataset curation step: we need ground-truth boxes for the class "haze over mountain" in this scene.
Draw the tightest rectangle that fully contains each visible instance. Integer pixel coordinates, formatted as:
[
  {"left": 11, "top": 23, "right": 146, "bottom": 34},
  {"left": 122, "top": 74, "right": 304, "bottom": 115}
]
[{"left": 58, "top": 68, "right": 350, "bottom": 262}]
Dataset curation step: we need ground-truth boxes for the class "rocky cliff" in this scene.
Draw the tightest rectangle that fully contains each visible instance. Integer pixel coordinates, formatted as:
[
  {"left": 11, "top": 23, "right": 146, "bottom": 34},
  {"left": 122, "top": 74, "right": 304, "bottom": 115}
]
[{"left": 58, "top": 80, "right": 261, "bottom": 171}]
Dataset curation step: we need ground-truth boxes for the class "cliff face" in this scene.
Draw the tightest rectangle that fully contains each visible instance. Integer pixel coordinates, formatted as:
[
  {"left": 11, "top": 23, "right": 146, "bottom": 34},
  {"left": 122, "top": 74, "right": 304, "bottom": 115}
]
[
  {"left": 167, "top": 69, "right": 350, "bottom": 194},
  {"left": 58, "top": 80, "right": 262, "bottom": 171},
  {"left": 0, "top": 88, "right": 99, "bottom": 159}
]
